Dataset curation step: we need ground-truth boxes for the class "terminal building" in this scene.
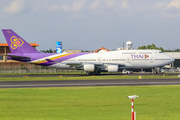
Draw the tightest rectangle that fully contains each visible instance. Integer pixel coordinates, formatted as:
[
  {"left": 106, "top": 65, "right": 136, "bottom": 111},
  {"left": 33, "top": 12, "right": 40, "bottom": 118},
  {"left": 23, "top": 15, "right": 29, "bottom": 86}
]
[
  {"left": 0, "top": 43, "right": 39, "bottom": 62},
  {"left": 164, "top": 52, "right": 180, "bottom": 68}
]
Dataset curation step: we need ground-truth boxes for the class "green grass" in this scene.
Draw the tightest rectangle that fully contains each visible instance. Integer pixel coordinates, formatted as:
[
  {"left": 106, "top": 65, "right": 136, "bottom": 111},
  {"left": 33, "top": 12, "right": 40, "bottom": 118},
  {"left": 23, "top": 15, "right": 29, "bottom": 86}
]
[
  {"left": 0, "top": 86, "right": 180, "bottom": 120},
  {"left": 0, "top": 72, "right": 86, "bottom": 75},
  {"left": 0, "top": 75, "right": 179, "bottom": 81}
]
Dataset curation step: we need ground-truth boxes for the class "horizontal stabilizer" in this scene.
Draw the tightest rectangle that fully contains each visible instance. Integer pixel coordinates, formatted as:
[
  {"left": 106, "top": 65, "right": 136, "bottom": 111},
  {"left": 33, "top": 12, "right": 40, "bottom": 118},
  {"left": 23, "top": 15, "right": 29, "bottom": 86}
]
[
  {"left": 5, "top": 54, "right": 31, "bottom": 61},
  {"left": 5, "top": 54, "right": 31, "bottom": 59}
]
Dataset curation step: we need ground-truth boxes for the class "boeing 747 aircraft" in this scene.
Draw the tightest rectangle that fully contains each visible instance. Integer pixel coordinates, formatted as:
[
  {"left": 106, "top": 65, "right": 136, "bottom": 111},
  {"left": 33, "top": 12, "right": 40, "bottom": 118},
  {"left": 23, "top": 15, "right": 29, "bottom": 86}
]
[{"left": 2, "top": 29, "right": 174, "bottom": 75}]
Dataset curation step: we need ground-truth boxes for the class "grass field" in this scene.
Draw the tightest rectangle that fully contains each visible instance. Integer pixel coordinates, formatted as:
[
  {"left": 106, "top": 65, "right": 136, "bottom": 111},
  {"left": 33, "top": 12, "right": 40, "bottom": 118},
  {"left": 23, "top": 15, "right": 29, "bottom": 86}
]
[
  {"left": 0, "top": 74, "right": 179, "bottom": 81},
  {"left": 1, "top": 85, "right": 180, "bottom": 120}
]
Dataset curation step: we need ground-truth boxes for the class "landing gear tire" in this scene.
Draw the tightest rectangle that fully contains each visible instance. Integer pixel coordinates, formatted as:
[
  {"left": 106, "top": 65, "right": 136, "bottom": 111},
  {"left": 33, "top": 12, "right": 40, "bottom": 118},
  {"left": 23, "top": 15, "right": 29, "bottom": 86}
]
[
  {"left": 95, "top": 71, "right": 100, "bottom": 75},
  {"left": 86, "top": 72, "right": 91, "bottom": 75},
  {"left": 86, "top": 72, "right": 101, "bottom": 75},
  {"left": 154, "top": 71, "right": 158, "bottom": 74}
]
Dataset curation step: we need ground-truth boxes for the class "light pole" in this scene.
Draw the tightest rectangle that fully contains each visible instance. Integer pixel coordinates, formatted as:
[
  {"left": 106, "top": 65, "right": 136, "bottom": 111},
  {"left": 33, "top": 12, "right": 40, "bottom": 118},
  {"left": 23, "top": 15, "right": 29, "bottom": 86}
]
[{"left": 127, "top": 95, "right": 139, "bottom": 120}]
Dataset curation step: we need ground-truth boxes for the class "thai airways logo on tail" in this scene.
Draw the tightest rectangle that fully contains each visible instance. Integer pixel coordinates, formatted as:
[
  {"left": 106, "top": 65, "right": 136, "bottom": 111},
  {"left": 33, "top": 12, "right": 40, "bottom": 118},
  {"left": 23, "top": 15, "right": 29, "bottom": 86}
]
[
  {"left": 2, "top": 29, "right": 39, "bottom": 53},
  {"left": 10, "top": 36, "right": 24, "bottom": 49}
]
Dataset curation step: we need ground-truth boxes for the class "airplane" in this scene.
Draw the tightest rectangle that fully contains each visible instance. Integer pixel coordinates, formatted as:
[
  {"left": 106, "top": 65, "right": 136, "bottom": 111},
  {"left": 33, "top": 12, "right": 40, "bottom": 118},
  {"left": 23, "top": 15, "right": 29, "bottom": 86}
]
[{"left": 2, "top": 29, "right": 174, "bottom": 75}]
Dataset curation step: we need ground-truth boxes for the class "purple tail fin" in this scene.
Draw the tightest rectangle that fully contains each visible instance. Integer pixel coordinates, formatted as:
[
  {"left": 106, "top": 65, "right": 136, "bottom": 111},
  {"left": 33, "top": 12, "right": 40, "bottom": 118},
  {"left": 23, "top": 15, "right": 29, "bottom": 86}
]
[{"left": 2, "top": 29, "right": 39, "bottom": 53}]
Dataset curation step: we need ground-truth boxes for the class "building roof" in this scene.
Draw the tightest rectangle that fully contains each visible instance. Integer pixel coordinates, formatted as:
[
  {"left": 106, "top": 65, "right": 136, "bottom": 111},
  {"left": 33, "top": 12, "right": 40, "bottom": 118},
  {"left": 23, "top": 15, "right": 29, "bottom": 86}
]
[
  {"left": 164, "top": 52, "right": 180, "bottom": 59},
  {"left": 94, "top": 47, "right": 110, "bottom": 53},
  {"left": 0, "top": 43, "right": 40, "bottom": 47}
]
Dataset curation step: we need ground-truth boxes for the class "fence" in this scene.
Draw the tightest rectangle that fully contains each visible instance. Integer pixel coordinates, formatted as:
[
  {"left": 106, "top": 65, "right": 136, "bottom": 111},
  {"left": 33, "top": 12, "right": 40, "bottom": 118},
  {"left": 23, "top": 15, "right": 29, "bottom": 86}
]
[
  {"left": 0, "top": 62, "right": 178, "bottom": 74},
  {"left": 0, "top": 62, "right": 85, "bottom": 74}
]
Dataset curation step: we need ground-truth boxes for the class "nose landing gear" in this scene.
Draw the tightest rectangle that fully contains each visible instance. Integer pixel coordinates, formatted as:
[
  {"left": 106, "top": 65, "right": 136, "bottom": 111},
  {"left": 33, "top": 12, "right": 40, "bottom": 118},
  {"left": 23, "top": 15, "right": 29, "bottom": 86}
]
[{"left": 152, "top": 68, "right": 160, "bottom": 74}]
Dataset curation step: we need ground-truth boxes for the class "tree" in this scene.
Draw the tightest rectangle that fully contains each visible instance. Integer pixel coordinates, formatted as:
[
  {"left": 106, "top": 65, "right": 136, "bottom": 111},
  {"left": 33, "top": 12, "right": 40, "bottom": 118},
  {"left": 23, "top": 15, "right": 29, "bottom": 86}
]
[
  {"left": 138, "top": 44, "right": 164, "bottom": 51},
  {"left": 137, "top": 44, "right": 180, "bottom": 52},
  {"left": 138, "top": 46, "right": 146, "bottom": 49},
  {"left": 40, "top": 49, "right": 54, "bottom": 53}
]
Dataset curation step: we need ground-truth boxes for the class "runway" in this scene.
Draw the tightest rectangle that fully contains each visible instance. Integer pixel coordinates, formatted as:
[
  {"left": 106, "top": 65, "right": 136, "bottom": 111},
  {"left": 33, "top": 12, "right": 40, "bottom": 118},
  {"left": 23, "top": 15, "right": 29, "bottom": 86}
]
[{"left": 0, "top": 78, "right": 180, "bottom": 88}]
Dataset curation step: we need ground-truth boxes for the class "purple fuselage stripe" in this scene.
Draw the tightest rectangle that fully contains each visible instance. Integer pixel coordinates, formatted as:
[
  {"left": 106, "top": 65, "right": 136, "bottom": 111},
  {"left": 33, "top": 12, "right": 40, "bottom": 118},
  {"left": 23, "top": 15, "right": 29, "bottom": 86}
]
[
  {"left": 53, "top": 53, "right": 89, "bottom": 62},
  {"left": 8, "top": 52, "right": 90, "bottom": 66}
]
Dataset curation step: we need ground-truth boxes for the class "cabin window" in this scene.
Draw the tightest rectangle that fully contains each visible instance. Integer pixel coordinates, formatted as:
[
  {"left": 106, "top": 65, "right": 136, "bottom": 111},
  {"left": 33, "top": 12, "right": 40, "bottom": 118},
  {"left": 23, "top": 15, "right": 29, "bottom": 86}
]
[
  {"left": 155, "top": 59, "right": 171, "bottom": 60},
  {"left": 78, "top": 59, "right": 96, "bottom": 61},
  {"left": 132, "top": 59, "right": 149, "bottom": 61},
  {"left": 66, "top": 59, "right": 75, "bottom": 61},
  {"left": 122, "top": 52, "right": 136, "bottom": 54},
  {"left": 139, "top": 52, "right": 152, "bottom": 54},
  {"left": 112, "top": 59, "right": 126, "bottom": 61}
]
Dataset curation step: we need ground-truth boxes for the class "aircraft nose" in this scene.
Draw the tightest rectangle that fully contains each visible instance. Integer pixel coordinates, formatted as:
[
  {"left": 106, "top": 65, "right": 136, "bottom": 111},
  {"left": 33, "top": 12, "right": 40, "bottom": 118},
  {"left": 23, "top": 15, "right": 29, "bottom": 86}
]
[
  {"left": 171, "top": 57, "right": 175, "bottom": 63},
  {"left": 168, "top": 56, "right": 175, "bottom": 64}
]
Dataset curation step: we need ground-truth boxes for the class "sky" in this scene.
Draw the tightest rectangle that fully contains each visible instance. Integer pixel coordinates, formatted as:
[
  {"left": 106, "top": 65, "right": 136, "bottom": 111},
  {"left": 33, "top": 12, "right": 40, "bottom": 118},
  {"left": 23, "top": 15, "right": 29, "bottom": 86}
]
[{"left": 0, "top": 0, "right": 180, "bottom": 51}]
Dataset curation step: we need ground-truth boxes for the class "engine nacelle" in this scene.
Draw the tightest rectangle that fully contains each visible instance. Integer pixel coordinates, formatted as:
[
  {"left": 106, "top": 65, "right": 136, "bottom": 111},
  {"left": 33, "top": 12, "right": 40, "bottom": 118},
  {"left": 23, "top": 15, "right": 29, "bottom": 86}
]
[
  {"left": 107, "top": 65, "right": 119, "bottom": 72},
  {"left": 83, "top": 64, "right": 95, "bottom": 72}
]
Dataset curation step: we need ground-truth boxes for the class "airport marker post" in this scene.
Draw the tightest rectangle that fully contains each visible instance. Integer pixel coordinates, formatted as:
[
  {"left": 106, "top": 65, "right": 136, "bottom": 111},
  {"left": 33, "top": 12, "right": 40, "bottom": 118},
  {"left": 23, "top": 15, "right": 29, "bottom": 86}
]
[{"left": 127, "top": 95, "right": 139, "bottom": 120}]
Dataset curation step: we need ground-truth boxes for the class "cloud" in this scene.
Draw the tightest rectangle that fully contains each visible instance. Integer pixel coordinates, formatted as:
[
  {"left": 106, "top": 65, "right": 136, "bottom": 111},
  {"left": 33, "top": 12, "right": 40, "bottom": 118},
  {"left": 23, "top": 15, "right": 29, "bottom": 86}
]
[
  {"left": 2, "top": 0, "right": 24, "bottom": 14},
  {"left": 153, "top": 0, "right": 180, "bottom": 10},
  {"left": 153, "top": 2, "right": 167, "bottom": 10},
  {"left": 121, "top": 1, "right": 130, "bottom": 9},
  {"left": 61, "top": 5, "right": 69, "bottom": 11},
  {"left": 90, "top": 0, "right": 100, "bottom": 10},
  {"left": 152, "top": 1, "right": 180, "bottom": 18},
  {"left": 105, "top": 0, "right": 115, "bottom": 8},
  {"left": 162, "top": 12, "right": 180, "bottom": 18},
  {"left": 49, "top": 5, "right": 69, "bottom": 12},
  {"left": 72, "top": 0, "right": 85, "bottom": 12},
  {"left": 167, "top": 0, "right": 180, "bottom": 8},
  {"left": 49, "top": 5, "right": 60, "bottom": 11}
]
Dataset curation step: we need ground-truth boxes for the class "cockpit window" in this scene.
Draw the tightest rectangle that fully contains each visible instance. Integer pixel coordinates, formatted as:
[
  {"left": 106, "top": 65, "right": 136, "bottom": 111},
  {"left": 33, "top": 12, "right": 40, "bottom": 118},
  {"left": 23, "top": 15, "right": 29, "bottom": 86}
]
[{"left": 159, "top": 51, "right": 163, "bottom": 53}]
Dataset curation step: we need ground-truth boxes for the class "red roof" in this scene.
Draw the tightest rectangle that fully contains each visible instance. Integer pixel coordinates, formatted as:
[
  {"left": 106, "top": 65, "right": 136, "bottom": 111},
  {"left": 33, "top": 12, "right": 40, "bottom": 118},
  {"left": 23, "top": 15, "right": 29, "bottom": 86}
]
[
  {"left": 0, "top": 43, "right": 40, "bottom": 47},
  {"left": 94, "top": 46, "right": 110, "bottom": 53}
]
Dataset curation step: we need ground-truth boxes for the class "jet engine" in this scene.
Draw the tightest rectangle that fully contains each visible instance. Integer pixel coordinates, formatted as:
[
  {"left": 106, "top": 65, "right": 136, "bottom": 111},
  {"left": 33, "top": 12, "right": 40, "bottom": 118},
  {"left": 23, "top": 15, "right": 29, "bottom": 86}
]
[
  {"left": 83, "top": 64, "right": 95, "bottom": 72},
  {"left": 107, "top": 65, "right": 119, "bottom": 72}
]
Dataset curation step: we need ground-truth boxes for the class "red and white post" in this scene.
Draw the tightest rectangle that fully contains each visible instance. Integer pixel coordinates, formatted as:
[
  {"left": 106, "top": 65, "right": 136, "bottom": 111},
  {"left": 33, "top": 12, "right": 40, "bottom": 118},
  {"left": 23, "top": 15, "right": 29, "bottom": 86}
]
[
  {"left": 127, "top": 95, "right": 139, "bottom": 120},
  {"left": 131, "top": 99, "right": 134, "bottom": 120}
]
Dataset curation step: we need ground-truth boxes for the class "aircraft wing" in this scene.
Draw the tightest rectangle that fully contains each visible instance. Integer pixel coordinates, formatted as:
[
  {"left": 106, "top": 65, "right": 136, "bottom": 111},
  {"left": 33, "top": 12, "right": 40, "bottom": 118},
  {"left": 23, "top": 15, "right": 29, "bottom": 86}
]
[
  {"left": 45, "top": 59, "right": 127, "bottom": 71},
  {"left": 64, "top": 62, "right": 105, "bottom": 70},
  {"left": 46, "top": 59, "right": 104, "bottom": 66},
  {"left": 46, "top": 59, "right": 105, "bottom": 69},
  {"left": 61, "top": 61, "right": 82, "bottom": 66},
  {"left": 46, "top": 59, "right": 82, "bottom": 65},
  {"left": 62, "top": 62, "right": 104, "bottom": 66}
]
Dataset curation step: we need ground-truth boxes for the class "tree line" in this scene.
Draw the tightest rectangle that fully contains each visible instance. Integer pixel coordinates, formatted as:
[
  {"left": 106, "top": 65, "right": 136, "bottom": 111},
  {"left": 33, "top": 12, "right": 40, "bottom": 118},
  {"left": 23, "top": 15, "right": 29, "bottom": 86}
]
[
  {"left": 40, "top": 44, "right": 180, "bottom": 53},
  {"left": 138, "top": 44, "right": 180, "bottom": 52}
]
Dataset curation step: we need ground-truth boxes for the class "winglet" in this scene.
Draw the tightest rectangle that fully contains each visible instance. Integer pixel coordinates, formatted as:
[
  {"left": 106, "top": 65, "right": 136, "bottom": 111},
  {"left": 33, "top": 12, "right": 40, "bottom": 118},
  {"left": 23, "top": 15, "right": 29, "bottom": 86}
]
[{"left": 46, "top": 59, "right": 54, "bottom": 63}]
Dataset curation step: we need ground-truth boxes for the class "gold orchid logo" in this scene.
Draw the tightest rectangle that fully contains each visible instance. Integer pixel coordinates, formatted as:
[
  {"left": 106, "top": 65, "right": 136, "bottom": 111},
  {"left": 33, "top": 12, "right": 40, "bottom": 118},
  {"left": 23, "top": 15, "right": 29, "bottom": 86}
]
[{"left": 10, "top": 36, "right": 24, "bottom": 49}]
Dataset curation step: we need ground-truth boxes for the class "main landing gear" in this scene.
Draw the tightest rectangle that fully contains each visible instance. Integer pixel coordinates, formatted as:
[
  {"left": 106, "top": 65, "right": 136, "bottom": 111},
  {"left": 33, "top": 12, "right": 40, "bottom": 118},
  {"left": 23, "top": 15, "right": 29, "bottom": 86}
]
[{"left": 86, "top": 71, "right": 101, "bottom": 75}]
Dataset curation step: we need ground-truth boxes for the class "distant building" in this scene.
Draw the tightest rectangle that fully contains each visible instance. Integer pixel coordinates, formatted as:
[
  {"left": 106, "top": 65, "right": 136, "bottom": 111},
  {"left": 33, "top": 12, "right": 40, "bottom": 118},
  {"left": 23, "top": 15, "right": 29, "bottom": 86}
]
[
  {"left": 63, "top": 49, "right": 81, "bottom": 53},
  {"left": 94, "top": 47, "right": 110, "bottom": 53},
  {"left": 117, "top": 41, "right": 133, "bottom": 50},
  {"left": 0, "top": 43, "right": 39, "bottom": 62},
  {"left": 164, "top": 52, "right": 180, "bottom": 68},
  {"left": 126, "top": 41, "right": 133, "bottom": 50}
]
